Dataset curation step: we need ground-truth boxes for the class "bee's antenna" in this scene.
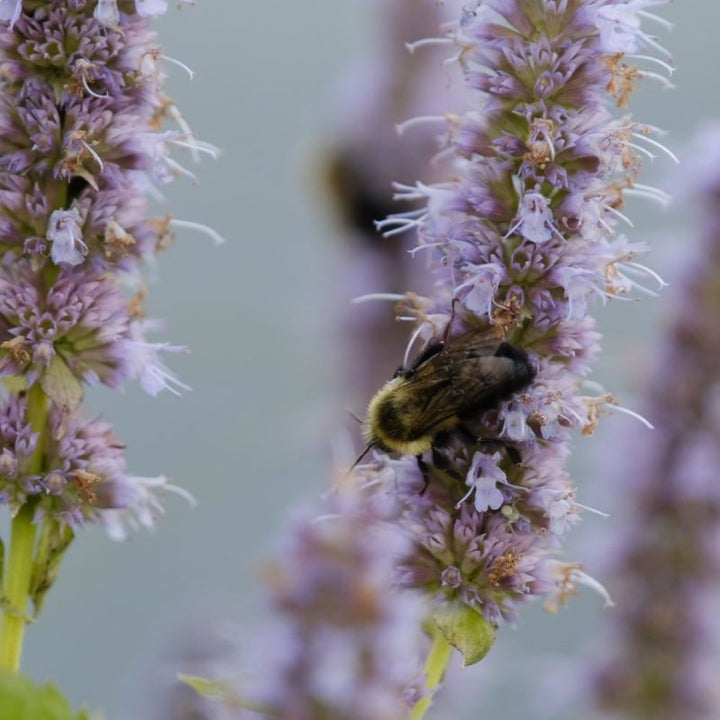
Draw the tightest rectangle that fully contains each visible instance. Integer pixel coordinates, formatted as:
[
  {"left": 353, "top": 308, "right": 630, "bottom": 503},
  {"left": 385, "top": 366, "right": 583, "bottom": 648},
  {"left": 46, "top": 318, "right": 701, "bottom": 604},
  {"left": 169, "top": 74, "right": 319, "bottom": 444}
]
[
  {"left": 347, "top": 442, "right": 377, "bottom": 475},
  {"left": 346, "top": 408, "right": 363, "bottom": 425}
]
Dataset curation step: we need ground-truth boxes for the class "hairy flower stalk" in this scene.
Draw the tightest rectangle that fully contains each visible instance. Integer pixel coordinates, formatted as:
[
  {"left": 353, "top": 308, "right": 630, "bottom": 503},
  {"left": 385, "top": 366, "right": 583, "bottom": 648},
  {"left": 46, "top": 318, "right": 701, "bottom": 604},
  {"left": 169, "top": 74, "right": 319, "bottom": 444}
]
[
  {"left": 0, "top": 0, "right": 204, "bottom": 671},
  {"left": 352, "top": 0, "right": 673, "bottom": 708},
  {"left": 590, "top": 125, "right": 720, "bottom": 720}
]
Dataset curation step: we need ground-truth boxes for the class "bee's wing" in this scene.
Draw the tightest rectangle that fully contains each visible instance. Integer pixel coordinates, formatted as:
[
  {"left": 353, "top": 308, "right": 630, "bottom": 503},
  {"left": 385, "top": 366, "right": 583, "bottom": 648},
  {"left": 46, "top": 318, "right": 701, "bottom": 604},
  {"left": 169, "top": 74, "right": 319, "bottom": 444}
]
[
  {"left": 401, "top": 369, "right": 459, "bottom": 434},
  {"left": 407, "top": 336, "right": 516, "bottom": 432}
]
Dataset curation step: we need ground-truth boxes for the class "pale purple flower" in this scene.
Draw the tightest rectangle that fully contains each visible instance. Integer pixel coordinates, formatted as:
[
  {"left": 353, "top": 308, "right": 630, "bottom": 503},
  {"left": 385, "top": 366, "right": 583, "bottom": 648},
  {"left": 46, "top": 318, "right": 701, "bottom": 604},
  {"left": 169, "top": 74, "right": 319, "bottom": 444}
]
[
  {"left": 135, "top": 0, "right": 168, "bottom": 18},
  {"left": 590, "top": 125, "right": 720, "bottom": 720},
  {"left": 595, "top": 1, "right": 671, "bottom": 55},
  {"left": 507, "top": 190, "right": 562, "bottom": 244},
  {"left": 0, "top": 0, "right": 20, "bottom": 27},
  {"left": 0, "top": 0, "right": 206, "bottom": 538},
  {"left": 47, "top": 208, "right": 89, "bottom": 266},
  {"left": 356, "top": 0, "right": 672, "bottom": 631},
  {"left": 467, "top": 451, "right": 510, "bottom": 512},
  {"left": 0, "top": 397, "right": 185, "bottom": 530},
  {"left": 122, "top": 320, "right": 190, "bottom": 397},
  {"left": 93, "top": 0, "right": 119, "bottom": 27},
  {"left": 99, "top": 474, "right": 196, "bottom": 541},
  {"left": 254, "top": 487, "right": 427, "bottom": 720}
]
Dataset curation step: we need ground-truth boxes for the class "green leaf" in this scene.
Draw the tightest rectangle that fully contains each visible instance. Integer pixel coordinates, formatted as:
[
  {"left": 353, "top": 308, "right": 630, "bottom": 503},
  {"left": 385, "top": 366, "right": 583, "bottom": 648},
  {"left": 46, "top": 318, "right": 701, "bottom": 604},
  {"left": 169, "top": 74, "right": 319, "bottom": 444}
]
[
  {"left": 179, "top": 674, "right": 273, "bottom": 715},
  {"left": 0, "top": 670, "right": 95, "bottom": 720},
  {"left": 29, "top": 519, "right": 75, "bottom": 618},
  {"left": 40, "top": 356, "right": 83, "bottom": 415},
  {"left": 178, "top": 673, "right": 235, "bottom": 703},
  {"left": 432, "top": 600, "right": 496, "bottom": 667}
]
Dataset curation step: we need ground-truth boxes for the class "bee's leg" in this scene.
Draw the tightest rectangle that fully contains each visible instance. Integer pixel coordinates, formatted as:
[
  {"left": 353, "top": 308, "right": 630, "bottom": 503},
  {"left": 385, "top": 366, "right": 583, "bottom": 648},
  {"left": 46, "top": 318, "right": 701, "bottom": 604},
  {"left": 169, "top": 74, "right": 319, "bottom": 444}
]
[
  {"left": 416, "top": 454, "right": 431, "bottom": 495},
  {"left": 478, "top": 437, "right": 522, "bottom": 465},
  {"left": 442, "top": 297, "right": 460, "bottom": 344},
  {"left": 457, "top": 424, "right": 522, "bottom": 464},
  {"left": 417, "top": 443, "right": 464, "bottom": 493},
  {"left": 430, "top": 431, "right": 466, "bottom": 483}
]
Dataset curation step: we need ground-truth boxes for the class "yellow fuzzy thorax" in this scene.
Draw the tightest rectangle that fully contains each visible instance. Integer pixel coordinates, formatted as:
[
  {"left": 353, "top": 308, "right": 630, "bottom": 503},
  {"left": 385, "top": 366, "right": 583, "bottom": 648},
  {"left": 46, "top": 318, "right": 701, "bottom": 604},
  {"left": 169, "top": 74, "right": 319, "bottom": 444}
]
[{"left": 363, "top": 378, "right": 454, "bottom": 456}]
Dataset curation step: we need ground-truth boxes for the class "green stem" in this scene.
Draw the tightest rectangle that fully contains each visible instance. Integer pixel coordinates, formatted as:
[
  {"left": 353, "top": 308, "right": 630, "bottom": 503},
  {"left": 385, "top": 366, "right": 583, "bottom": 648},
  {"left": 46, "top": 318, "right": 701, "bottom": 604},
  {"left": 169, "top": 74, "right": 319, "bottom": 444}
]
[
  {"left": 25, "top": 383, "right": 49, "bottom": 475},
  {"left": 0, "top": 504, "right": 38, "bottom": 671},
  {"left": 0, "top": 385, "right": 48, "bottom": 672},
  {"left": 410, "top": 630, "right": 454, "bottom": 720}
]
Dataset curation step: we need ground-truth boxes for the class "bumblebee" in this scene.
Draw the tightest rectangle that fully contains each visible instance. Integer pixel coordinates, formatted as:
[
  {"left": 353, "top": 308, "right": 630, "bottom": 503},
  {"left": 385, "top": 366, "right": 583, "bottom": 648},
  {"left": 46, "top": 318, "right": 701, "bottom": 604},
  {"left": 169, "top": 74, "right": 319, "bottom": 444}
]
[{"left": 361, "top": 330, "right": 535, "bottom": 475}]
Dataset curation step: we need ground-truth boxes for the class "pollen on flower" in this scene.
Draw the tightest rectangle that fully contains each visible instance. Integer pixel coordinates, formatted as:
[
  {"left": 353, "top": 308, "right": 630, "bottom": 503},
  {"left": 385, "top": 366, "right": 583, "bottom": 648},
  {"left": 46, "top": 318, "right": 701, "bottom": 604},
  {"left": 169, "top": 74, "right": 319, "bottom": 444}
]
[
  {"left": 544, "top": 562, "right": 584, "bottom": 614},
  {"left": 603, "top": 54, "right": 642, "bottom": 108},
  {"left": 1, "top": 336, "right": 30, "bottom": 367},
  {"left": 72, "top": 469, "right": 101, "bottom": 505},
  {"left": 582, "top": 392, "right": 620, "bottom": 435},
  {"left": 104, "top": 220, "right": 137, "bottom": 257},
  {"left": 524, "top": 118, "right": 556, "bottom": 167},
  {"left": 487, "top": 551, "right": 521, "bottom": 588},
  {"left": 491, "top": 294, "right": 523, "bottom": 335}
]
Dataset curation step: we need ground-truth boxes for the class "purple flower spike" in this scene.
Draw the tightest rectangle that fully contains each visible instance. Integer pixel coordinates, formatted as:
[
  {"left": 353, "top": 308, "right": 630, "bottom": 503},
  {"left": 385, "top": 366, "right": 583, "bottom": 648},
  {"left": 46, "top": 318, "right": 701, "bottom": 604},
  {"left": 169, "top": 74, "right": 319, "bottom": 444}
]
[
  {"left": 356, "top": 0, "right": 673, "bottom": 635},
  {"left": 255, "top": 487, "right": 427, "bottom": 720},
  {"left": 0, "top": 0, "right": 210, "bottom": 537},
  {"left": 590, "top": 124, "right": 720, "bottom": 720}
]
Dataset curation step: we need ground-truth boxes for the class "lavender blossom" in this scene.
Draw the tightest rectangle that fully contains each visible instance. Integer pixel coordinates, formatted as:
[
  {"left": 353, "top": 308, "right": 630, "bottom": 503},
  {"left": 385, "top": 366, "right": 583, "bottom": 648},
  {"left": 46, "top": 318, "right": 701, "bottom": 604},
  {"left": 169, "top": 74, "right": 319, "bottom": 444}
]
[
  {"left": 357, "top": 0, "right": 672, "bottom": 649},
  {"left": 589, "top": 125, "right": 720, "bottom": 720},
  {"left": 0, "top": 0, "right": 201, "bottom": 527},
  {"left": 0, "top": 260, "right": 129, "bottom": 389},
  {"left": 0, "top": 397, "right": 124, "bottom": 519},
  {"left": 0, "top": 0, "right": 205, "bottom": 673},
  {"left": 252, "top": 487, "right": 427, "bottom": 720},
  {"left": 175, "top": 487, "right": 427, "bottom": 719}
]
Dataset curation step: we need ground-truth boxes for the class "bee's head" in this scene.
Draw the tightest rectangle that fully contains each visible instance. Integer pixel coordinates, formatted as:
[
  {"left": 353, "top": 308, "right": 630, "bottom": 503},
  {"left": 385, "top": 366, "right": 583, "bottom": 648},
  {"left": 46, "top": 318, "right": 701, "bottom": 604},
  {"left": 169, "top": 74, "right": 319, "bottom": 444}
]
[{"left": 392, "top": 365, "right": 414, "bottom": 380}]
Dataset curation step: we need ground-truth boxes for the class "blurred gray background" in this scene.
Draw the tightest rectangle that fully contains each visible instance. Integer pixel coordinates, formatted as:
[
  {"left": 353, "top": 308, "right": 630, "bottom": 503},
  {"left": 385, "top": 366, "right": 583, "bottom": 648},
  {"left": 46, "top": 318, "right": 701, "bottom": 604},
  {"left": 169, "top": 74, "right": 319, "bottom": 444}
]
[{"left": 15, "top": 2, "right": 720, "bottom": 719}]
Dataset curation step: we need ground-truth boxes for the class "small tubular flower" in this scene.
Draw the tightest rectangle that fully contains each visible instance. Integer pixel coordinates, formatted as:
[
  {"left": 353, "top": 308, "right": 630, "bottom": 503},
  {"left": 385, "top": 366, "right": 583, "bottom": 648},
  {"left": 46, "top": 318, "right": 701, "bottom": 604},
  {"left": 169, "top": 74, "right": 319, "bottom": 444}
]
[
  {"left": 0, "top": 262, "right": 129, "bottom": 389},
  {"left": 0, "top": 397, "right": 179, "bottom": 530}
]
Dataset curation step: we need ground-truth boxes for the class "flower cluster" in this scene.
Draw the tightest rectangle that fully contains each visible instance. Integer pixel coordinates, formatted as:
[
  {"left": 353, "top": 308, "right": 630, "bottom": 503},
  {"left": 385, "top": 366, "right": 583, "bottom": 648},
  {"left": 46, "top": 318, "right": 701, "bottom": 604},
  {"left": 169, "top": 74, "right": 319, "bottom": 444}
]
[
  {"left": 0, "top": 0, "right": 203, "bottom": 532},
  {"left": 360, "top": 0, "right": 672, "bottom": 630},
  {"left": 254, "top": 487, "right": 427, "bottom": 720},
  {"left": 590, "top": 125, "right": 720, "bottom": 720}
]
